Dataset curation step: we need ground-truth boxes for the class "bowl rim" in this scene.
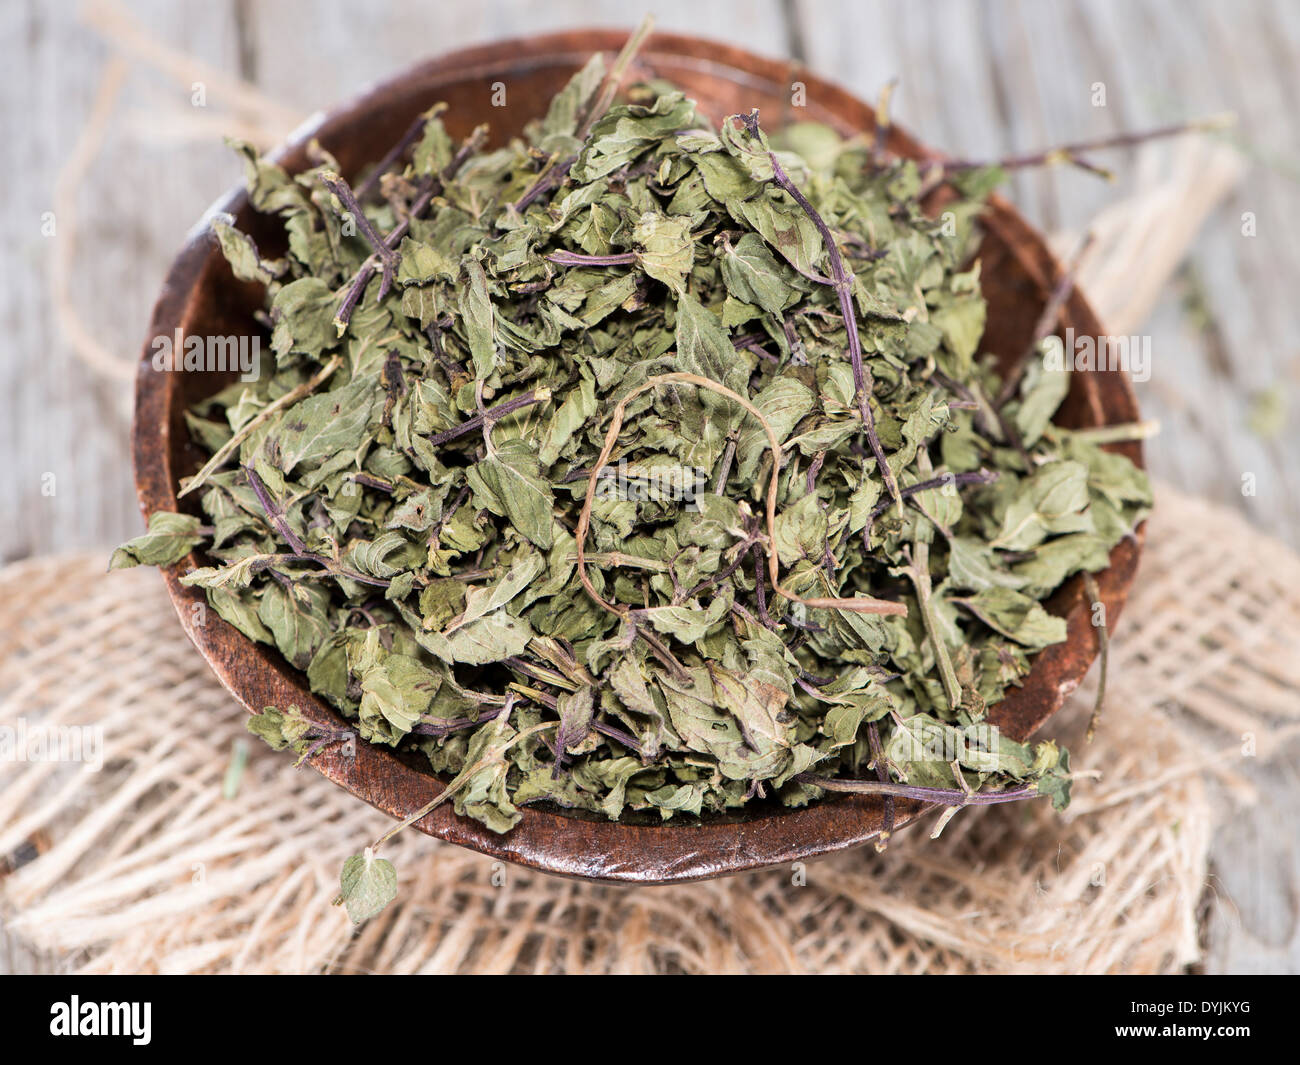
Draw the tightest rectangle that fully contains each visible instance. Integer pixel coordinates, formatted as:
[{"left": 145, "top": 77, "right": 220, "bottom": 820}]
[{"left": 132, "top": 27, "right": 1144, "bottom": 884}]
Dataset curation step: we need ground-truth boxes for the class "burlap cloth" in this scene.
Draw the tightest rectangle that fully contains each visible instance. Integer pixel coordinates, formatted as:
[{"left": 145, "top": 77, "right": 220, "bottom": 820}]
[{"left": 0, "top": 484, "right": 1297, "bottom": 973}]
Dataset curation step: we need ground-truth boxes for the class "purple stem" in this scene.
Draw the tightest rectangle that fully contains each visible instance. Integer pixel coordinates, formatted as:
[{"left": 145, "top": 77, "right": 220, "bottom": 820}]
[
  {"left": 426, "top": 389, "right": 548, "bottom": 448},
  {"left": 320, "top": 170, "right": 399, "bottom": 298},
  {"left": 244, "top": 464, "right": 391, "bottom": 588},
  {"left": 244, "top": 463, "right": 307, "bottom": 556},
  {"left": 739, "top": 114, "right": 899, "bottom": 510},
  {"left": 412, "top": 704, "right": 507, "bottom": 738},
  {"left": 591, "top": 720, "right": 644, "bottom": 756},
  {"left": 513, "top": 157, "right": 575, "bottom": 214},
  {"left": 752, "top": 547, "right": 779, "bottom": 631},
  {"left": 335, "top": 129, "right": 484, "bottom": 330},
  {"left": 942, "top": 118, "right": 1223, "bottom": 174},
  {"left": 868, "top": 468, "right": 999, "bottom": 521},
  {"left": 684, "top": 528, "right": 762, "bottom": 602}
]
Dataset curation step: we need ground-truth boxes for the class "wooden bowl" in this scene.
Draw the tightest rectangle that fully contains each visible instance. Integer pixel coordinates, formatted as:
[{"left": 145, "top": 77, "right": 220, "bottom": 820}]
[{"left": 132, "top": 30, "right": 1144, "bottom": 884}]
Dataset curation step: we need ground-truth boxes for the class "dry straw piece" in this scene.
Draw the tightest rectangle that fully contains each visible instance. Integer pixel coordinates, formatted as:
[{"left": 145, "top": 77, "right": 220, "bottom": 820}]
[{"left": 2, "top": 484, "right": 1298, "bottom": 974}]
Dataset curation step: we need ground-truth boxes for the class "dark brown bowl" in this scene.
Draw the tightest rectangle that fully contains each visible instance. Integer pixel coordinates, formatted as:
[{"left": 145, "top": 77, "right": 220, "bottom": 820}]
[{"left": 132, "top": 30, "right": 1144, "bottom": 884}]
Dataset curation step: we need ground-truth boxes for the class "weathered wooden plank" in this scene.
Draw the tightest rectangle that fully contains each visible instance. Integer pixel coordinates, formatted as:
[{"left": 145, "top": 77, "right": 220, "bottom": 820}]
[
  {"left": 1101, "top": 0, "right": 1299, "bottom": 535},
  {"left": 240, "top": 0, "right": 790, "bottom": 116},
  {"left": 1, "top": 0, "right": 248, "bottom": 564}
]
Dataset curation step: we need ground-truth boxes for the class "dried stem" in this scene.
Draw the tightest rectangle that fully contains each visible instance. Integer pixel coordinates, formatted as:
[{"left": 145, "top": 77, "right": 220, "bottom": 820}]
[
  {"left": 353, "top": 109, "right": 436, "bottom": 202},
  {"left": 581, "top": 15, "right": 655, "bottom": 139},
  {"left": 511, "top": 16, "right": 655, "bottom": 214},
  {"left": 244, "top": 464, "right": 391, "bottom": 589},
  {"left": 334, "top": 125, "right": 487, "bottom": 332},
  {"left": 547, "top": 250, "right": 637, "bottom": 267},
  {"left": 752, "top": 548, "right": 778, "bottom": 629},
  {"left": 735, "top": 112, "right": 902, "bottom": 513},
  {"left": 576, "top": 372, "right": 907, "bottom": 623},
  {"left": 872, "top": 78, "right": 898, "bottom": 162},
  {"left": 1083, "top": 572, "right": 1109, "bottom": 743},
  {"left": 428, "top": 484, "right": 470, "bottom": 554},
  {"left": 867, "top": 720, "right": 895, "bottom": 849},
  {"left": 502, "top": 655, "right": 577, "bottom": 691},
  {"left": 868, "top": 468, "right": 999, "bottom": 522},
  {"left": 244, "top": 463, "right": 307, "bottom": 555},
  {"left": 591, "top": 720, "right": 644, "bottom": 756},
  {"left": 1053, "top": 420, "right": 1161, "bottom": 445},
  {"left": 713, "top": 438, "right": 737, "bottom": 495},
  {"left": 942, "top": 114, "right": 1236, "bottom": 178},
  {"left": 370, "top": 706, "right": 557, "bottom": 851},
  {"left": 903, "top": 541, "right": 962, "bottom": 711},
  {"left": 178, "top": 355, "right": 342, "bottom": 498},
  {"left": 683, "top": 524, "right": 763, "bottom": 603},
  {"left": 795, "top": 772, "right": 1042, "bottom": 806},
  {"left": 425, "top": 388, "right": 551, "bottom": 448},
  {"left": 411, "top": 702, "right": 507, "bottom": 738},
  {"left": 320, "top": 169, "right": 400, "bottom": 298}
]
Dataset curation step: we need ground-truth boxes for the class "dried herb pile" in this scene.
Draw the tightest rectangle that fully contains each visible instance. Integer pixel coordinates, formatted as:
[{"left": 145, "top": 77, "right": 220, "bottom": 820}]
[{"left": 115, "top": 36, "right": 1150, "bottom": 915}]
